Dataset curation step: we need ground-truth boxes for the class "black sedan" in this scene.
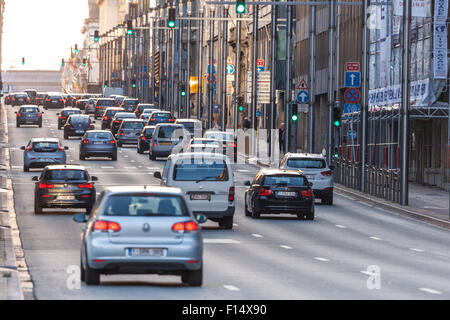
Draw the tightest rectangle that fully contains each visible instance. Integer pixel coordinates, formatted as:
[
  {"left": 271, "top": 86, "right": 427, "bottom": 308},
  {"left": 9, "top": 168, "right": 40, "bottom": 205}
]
[
  {"left": 15, "top": 105, "right": 43, "bottom": 127},
  {"left": 64, "top": 114, "right": 95, "bottom": 139},
  {"left": 146, "top": 111, "right": 175, "bottom": 126},
  {"left": 79, "top": 130, "right": 117, "bottom": 161},
  {"left": 11, "top": 92, "right": 30, "bottom": 106},
  {"left": 33, "top": 164, "right": 97, "bottom": 214},
  {"left": 44, "top": 94, "right": 65, "bottom": 109},
  {"left": 244, "top": 169, "right": 315, "bottom": 220},
  {"left": 137, "top": 125, "right": 155, "bottom": 154},
  {"left": 57, "top": 108, "right": 82, "bottom": 129}
]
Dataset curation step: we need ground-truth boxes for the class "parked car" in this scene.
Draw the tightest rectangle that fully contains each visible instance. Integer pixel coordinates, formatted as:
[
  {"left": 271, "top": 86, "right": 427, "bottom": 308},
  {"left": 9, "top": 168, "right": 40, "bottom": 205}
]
[
  {"left": 15, "top": 105, "right": 43, "bottom": 127},
  {"left": 147, "top": 111, "right": 175, "bottom": 126},
  {"left": 120, "top": 98, "right": 139, "bottom": 113},
  {"left": 73, "top": 186, "right": 204, "bottom": 286},
  {"left": 44, "top": 94, "right": 65, "bottom": 109},
  {"left": 101, "top": 107, "right": 124, "bottom": 130},
  {"left": 110, "top": 112, "right": 137, "bottom": 136},
  {"left": 154, "top": 152, "right": 235, "bottom": 229},
  {"left": 137, "top": 126, "right": 156, "bottom": 154},
  {"left": 21, "top": 138, "right": 68, "bottom": 172},
  {"left": 95, "top": 98, "right": 115, "bottom": 119},
  {"left": 57, "top": 108, "right": 82, "bottom": 129},
  {"left": 148, "top": 124, "right": 189, "bottom": 160},
  {"left": 279, "top": 153, "right": 334, "bottom": 205},
  {"left": 79, "top": 130, "right": 117, "bottom": 161},
  {"left": 116, "top": 119, "right": 146, "bottom": 147},
  {"left": 244, "top": 169, "right": 315, "bottom": 220},
  {"left": 33, "top": 164, "right": 97, "bottom": 214},
  {"left": 11, "top": 92, "right": 30, "bottom": 106},
  {"left": 64, "top": 114, "right": 95, "bottom": 139}
]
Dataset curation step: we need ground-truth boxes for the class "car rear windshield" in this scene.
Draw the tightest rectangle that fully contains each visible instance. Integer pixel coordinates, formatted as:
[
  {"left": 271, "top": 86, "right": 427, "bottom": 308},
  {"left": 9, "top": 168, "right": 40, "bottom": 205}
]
[
  {"left": 86, "top": 132, "right": 113, "bottom": 140},
  {"left": 173, "top": 159, "right": 229, "bottom": 181},
  {"left": 287, "top": 158, "right": 327, "bottom": 169},
  {"left": 16, "top": 94, "right": 28, "bottom": 98},
  {"left": 43, "top": 169, "right": 88, "bottom": 181},
  {"left": 70, "top": 116, "right": 89, "bottom": 124},
  {"left": 32, "top": 142, "right": 59, "bottom": 152},
  {"left": 206, "top": 132, "right": 234, "bottom": 141},
  {"left": 157, "top": 126, "right": 185, "bottom": 139},
  {"left": 19, "top": 107, "right": 38, "bottom": 113},
  {"left": 152, "top": 112, "right": 170, "bottom": 118},
  {"left": 103, "top": 194, "right": 188, "bottom": 217},
  {"left": 97, "top": 100, "right": 114, "bottom": 106},
  {"left": 124, "top": 100, "right": 138, "bottom": 105},
  {"left": 49, "top": 96, "right": 62, "bottom": 99},
  {"left": 62, "top": 110, "right": 80, "bottom": 116},
  {"left": 122, "top": 121, "right": 144, "bottom": 129},
  {"left": 144, "top": 127, "right": 154, "bottom": 135},
  {"left": 139, "top": 105, "right": 154, "bottom": 111},
  {"left": 116, "top": 114, "right": 136, "bottom": 119},
  {"left": 264, "top": 175, "right": 307, "bottom": 186}
]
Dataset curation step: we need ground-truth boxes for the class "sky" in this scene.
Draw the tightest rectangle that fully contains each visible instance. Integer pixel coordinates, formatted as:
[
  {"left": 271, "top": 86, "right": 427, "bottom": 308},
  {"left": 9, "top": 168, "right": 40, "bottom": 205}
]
[{"left": 2, "top": 0, "right": 89, "bottom": 71}]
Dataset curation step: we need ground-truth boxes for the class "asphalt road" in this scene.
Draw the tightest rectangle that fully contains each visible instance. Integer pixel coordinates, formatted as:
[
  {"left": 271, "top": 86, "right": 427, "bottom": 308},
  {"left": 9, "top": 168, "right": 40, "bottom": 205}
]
[{"left": 4, "top": 105, "right": 450, "bottom": 299}]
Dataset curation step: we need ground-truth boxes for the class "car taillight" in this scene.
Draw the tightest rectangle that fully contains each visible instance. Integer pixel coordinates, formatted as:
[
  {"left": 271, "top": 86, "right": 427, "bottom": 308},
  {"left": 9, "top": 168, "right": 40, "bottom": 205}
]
[
  {"left": 78, "top": 183, "right": 93, "bottom": 189},
  {"left": 120, "top": 132, "right": 124, "bottom": 136},
  {"left": 17, "top": 113, "right": 22, "bottom": 117},
  {"left": 114, "top": 120, "right": 120, "bottom": 123},
  {"left": 83, "top": 139, "right": 89, "bottom": 144},
  {"left": 39, "top": 183, "right": 54, "bottom": 189},
  {"left": 96, "top": 106, "right": 101, "bottom": 109},
  {"left": 58, "top": 146, "right": 64, "bottom": 151},
  {"left": 321, "top": 170, "right": 332, "bottom": 176},
  {"left": 103, "top": 116, "right": 108, "bottom": 120},
  {"left": 46, "top": 98, "right": 51, "bottom": 101},
  {"left": 228, "top": 142, "right": 237, "bottom": 148},
  {"left": 150, "top": 118, "right": 156, "bottom": 121},
  {"left": 89, "top": 124, "right": 95, "bottom": 129},
  {"left": 59, "top": 116, "right": 66, "bottom": 119},
  {"left": 258, "top": 188, "right": 273, "bottom": 196},
  {"left": 172, "top": 221, "right": 198, "bottom": 233},
  {"left": 141, "top": 136, "right": 147, "bottom": 141},
  {"left": 301, "top": 189, "right": 313, "bottom": 197},
  {"left": 59, "top": 99, "right": 64, "bottom": 102},
  {"left": 38, "top": 113, "right": 42, "bottom": 117},
  {"left": 93, "top": 220, "right": 121, "bottom": 232},
  {"left": 13, "top": 97, "right": 16, "bottom": 101},
  {"left": 168, "top": 118, "right": 175, "bottom": 122},
  {"left": 228, "top": 186, "right": 235, "bottom": 202},
  {"left": 110, "top": 140, "right": 115, "bottom": 144}
]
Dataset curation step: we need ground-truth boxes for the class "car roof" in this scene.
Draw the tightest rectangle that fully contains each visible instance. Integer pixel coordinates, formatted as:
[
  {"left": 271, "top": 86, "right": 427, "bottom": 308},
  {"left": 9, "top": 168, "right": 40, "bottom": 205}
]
[
  {"left": 144, "top": 125, "right": 156, "bottom": 129},
  {"left": 259, "top": 168, "right": 305, "bottom": 176},
  {"left": 97, "top": 98, "right": 114, "bottom": 101},
  {"left": 122, "top": 118, "right": 144, "bottom": 122},
  {"left": 103, "top": 186, "right": 183, "bottom": 196},
  {"left": 44, "top": 164, "right": 87, "bottom": 170},
  {"left": 30, "top": 137, "right": 59, "bottom": 143},
  {"left": 284, "top": 152, "right": 326, "bottom": 159},
  {"left": 105, "top": 107, "right": 123, "bottom": 110},
  {"left": 19, "top": 105, "right": 39, "bottom": 108},
  {"left": 85, "top": 130, "right": 112, "bottom": 134},
  {"left": 155, "top": 123, "right": 183, "bottom": 128},
  {"left": 114, "top": 112, "right": 135, "bottom": 117},
  {"left": 168, "top": 152, "right": 229, "bottom": 161},
  {"left": 62, "top": 108, "right": 80, "bottom": 111},
  {"left": 123, "top": 98, "right": 138, "bottom": 101},
  {"left": 176, "top": 119, "right": 201, "bottom": 123}
]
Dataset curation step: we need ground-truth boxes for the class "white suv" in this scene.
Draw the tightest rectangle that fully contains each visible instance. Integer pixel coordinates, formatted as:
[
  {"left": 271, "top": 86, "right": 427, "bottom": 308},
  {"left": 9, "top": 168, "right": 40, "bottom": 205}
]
[{"left": 279, "top": 153, "right": 334, "bottom": 205}]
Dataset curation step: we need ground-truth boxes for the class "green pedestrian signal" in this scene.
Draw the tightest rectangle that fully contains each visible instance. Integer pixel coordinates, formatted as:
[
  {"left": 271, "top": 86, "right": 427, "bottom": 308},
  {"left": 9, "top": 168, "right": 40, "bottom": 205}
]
[
  {"left": 168, "top": 8, "right": 176, "bottom": 28},
  {"left": 236, "top": 0, "right": 246, "bottom": 14}
]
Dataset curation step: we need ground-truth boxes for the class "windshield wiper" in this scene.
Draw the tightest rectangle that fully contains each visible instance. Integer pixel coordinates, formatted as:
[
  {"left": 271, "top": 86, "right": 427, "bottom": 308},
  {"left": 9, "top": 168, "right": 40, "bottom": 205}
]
[{"left": 195, "top": 176, "right": 219, "bottom": 183}]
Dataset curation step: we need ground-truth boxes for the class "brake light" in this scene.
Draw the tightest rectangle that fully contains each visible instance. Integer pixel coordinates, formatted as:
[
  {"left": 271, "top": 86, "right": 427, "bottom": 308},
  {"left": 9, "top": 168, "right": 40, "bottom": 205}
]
[
  {"left": 258, "top": 188, "right": 273, "bottom": 196},
  {"left": 83, "top": 139, "right": 89, "bottom": 144},
  {"left": 59, "top": 99, "right": 64, "bottom": 102},
  {"left": 58, "top": 146, "right": 64, "bottom": 151},
  {"left": 301, "top": 189, "right": 313, "bottom": 197},
  {"left": 13, "top": 97, "right": 16, "bottom": 101},
  {"left": 78, "top": 183, "right": 93, "bottom": 189},
  {"left": 59, "top": 116, "right": 66, "bottom": 119},
  {"left": 141, "top": 136, "right": 147, "bottom": 141},
  {"left": 46, "top": 98, "right": 51, "bottom": 102},
  {"left": 114, "top": 120, "right": 120, "bottom": 123},
  {"left": 321, "top": 170, "right": 332, "bottom": 176},
  {"left": 228, "top": 186, "right": 235, "bottom": 202},
  {"left": 168, "top": 118, "right": 175, "bottom": 122},
  {"left": 110, "top": 140, "right": 115, "bottom": 144},
  {"left": 17, "top": 113, "right": 22, "bottom": 117},
  {"left": 93, "top": 220, "right": 121, "bottom": 232},
  {"left": 103, "top": 116, "right": 108, "bottom": 120},
  {"left": 120, "top": 132, "right": 124, "bottom": 136},
  {"left": 38, "top": 113, "right": 42, "bottom": 117},
  {"left": 172, "top": 221, "right": 198, "bottom": 233},
  {"left": 39, "top": 183, "right": 54, "bottom": 189},
  {"left": 96, "top": 106, "right": 101, "bottom": 109},
  {"left": 150, "top": 118, "right": 156, "bottom": 121}
]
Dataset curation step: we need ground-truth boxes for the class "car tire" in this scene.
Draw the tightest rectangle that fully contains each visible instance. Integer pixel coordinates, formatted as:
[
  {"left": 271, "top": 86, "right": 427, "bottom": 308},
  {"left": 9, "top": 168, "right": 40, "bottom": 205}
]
[
  {"left": 34, "top": 200, "right": 43, "bottom": 215},
  {"left": 24, "top": 165, "right": 29, "bottom": 172},
  {"left": 80, "top": 153, "right": 86, "bottom": 161},
  {"left": 322, "top": 192, "right": 333, "bottom": 205},
  {"left": 16, "top": 122, "right": 20, "bottom": 128},
  {"left": 244, "top": 196, "right": 251, "bottom": 217},
  {"left": 84, "top": 258, "right": 100, "bottom": 285},
  {"left": 39, "top": 122, "right": 42, "bottom": 128},
  {"left": 117, "top": 141, "right": 122, "bottom": 147},
  {"left": 58, "top": 125, "right": 61, "bottom": 130},
  {"left": 137, "top": 145, "right": 143, "bottom": 154},
  {"left": 80, "top": 256, "right": 86, "bottom": 282},
  {"left": 219, "top": 216, "right": 233, "bottom": 229},
  {"left": 182, "top": 267, "right": 203, "bottom": 287},
  {"left": 64, "top": 132, "right": 68, "bottom": 139},
  {"left": 150, "top": 152, "right": 156, "bottom": 161},
  {"left": 251, "top": 201, "right": 260, "bottom": 219}
]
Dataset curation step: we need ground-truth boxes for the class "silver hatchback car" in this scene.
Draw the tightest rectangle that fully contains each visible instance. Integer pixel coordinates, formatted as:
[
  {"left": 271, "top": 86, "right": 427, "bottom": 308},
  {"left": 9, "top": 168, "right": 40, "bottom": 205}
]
[
  {"left": 73, "top": 186, "right": 204, "bottom": 286},
  {"left": 279, "top": 153, "right": 334, "bottom": 204}
]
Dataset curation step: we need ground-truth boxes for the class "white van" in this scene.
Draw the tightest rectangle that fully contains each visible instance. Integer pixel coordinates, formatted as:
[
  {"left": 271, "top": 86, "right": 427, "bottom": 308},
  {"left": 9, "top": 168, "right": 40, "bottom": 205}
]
[{"left": 154, "top": 152, "right": 235, "bottom": 229}]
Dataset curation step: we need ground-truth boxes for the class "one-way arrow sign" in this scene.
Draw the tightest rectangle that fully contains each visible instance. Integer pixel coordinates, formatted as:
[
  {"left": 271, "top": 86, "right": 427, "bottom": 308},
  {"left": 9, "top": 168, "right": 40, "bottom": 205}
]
[
  {"left": 344, "top": 71, "right": 361, "bottom": 87},
  {"left": 297, "top": 90, "right": 309, "bottom": 103}
]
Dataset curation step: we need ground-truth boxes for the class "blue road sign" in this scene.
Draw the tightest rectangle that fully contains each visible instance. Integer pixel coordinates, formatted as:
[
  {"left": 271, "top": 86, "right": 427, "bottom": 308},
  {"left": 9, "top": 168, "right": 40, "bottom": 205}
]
[
  {"left": 297, "top": 90, "right": 309, "bottom": 103},
  {"left": 256, "top": 110, "right": 261, "bottom": 117},
  {"left": 226, "top": 64, "right": 235, "bottom": 74},
  {"left": 348, "top": 130, "right": 356, "bottom": 139},
  {"left": 345, "top": 71, "right": 361, "bottom": 87},
  {"left": 344, "top": 103, "right": 360, "bottom": 114},
  {"left": 257, "top": 66, "right": 264, "bottom": 72}
]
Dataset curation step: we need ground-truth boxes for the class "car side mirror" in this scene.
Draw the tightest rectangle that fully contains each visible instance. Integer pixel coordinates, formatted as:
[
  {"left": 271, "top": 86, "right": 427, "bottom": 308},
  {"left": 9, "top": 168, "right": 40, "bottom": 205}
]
[
  {"left": 73, "top": 213, "right": 88, "bottom": 223},
  {"left": 91, "top": 176, "right": 98, "bottom": 181},
  {"left": 14, "top": 111, "right": 17, "bottom": 114},
  {"left": 56, "top": 113, "right": 60, "bottom": 115},
  {"left": 20, "top": 146, "right": 25, "bottom": 150},
  {"left": 92, "top": 121, "right": 96, "bottom": 123},
  {"left": 196, "top": 214, "right": 207, "bottom": 224},
  {"left": 308, "top": 182, "right": 313, "bottom": 188},
  {"left": 31, "top": 176, "right": 39, "bottom": 181},
  {"left": 244, "top": 180, "right": 251, "bottom": 186},
  {"left": 153, "top": 172, "right": 162, "bottom": 179},
  {"left": 64, "top": 146, "right": 69, "bottom": 150},
  {"left": 329, "top": 165, "right": 334, "bottom": 170}
]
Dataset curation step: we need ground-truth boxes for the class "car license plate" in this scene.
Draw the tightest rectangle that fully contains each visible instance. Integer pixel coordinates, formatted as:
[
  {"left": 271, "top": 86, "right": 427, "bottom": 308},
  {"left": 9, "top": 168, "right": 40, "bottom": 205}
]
[
  {"left": 161, "top": 141, "right": 171, "bottom": 146},
  {"left": 277, "top": 191, "right": 296, "bottom": 197},
  {"left": 93, "top": 141, "right": 103, "bottom": 144},
  {"left": 127, "top": 248, "right": 166, "bottom": 257},
  {"left": 57, "top": 195, "right": 75, "bottom": 200},
  {"left": 191, "top": 194, "right": 209, "bottom": 200},
  {"left": 76, "top": 130, "right": 84, "bottom": 133},
  {"left": 306, "top": 175, "right": 315, "bottom": 180}
]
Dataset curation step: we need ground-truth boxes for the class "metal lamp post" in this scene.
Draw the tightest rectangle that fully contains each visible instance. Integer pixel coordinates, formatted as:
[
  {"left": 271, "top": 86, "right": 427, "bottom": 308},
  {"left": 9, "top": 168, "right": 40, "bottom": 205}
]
[{"left": 208, "top": 5, "right": 216, "bottom": 129}]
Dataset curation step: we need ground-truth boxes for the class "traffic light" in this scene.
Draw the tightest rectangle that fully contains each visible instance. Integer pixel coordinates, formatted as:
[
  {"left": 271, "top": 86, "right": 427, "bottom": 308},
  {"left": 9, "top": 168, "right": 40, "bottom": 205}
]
[
  {"left": 236, "top": 0, "right": 246, "bottom": 14},
  {"left": 332, "top": 105, "right": 341, "bottom": 127},
  {"left": 127, "top": 20, "right": 133, "bottom": 35},
  {"left": 21, "top": 57, "right": 25, "bottom": 65},
  {"left": 168, "top": 8, "right": 176, "bottom": 28},
  {"left": 180, "top": 84, "right": 186, "bottom": 97},
  {"left": 291, "top": 104, "right": 298, "bottom": 122},
  {"left": 74, "top": 44, "right": 78, "bottom": 54},
  {"left": 104, "top": 81, "right": 109, "bottom": 89},
  {"left": 132, "top": 79, "right": 136, "bottom": 88},
  {"left": 94, "top": 30, "right": 99, "bottom": 42},
  {"left": 61, "top": 58, "right": 65, "bottom": 67},
  {"left": 237, "top": 96, "right": 244, "bottom": 112}
]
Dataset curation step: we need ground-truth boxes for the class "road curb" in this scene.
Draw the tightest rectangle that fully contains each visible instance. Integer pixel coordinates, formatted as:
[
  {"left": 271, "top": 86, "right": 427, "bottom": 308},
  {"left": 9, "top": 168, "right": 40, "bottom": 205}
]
[{"left": 245, "top": 152, "right": 450, "bottom": 230}]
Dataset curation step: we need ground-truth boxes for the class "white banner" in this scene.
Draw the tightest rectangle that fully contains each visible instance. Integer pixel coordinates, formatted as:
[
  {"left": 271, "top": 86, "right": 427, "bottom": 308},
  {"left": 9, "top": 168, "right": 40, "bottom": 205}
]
[
  {"left": 433, "top": 0, "right": 448, "bottom": 79},
  {"left": 393, "top": 0, "right": 431, "bottom": 17}
]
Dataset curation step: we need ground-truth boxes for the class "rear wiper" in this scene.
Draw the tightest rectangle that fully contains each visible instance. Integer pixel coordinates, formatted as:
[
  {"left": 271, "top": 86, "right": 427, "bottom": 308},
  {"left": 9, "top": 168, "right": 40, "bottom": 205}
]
[
  {"left": 142, "top": 213, "right": 168, "bottom": 216},
  {"left": 195, "top": 176, "right": 218, "bottom": 183}
]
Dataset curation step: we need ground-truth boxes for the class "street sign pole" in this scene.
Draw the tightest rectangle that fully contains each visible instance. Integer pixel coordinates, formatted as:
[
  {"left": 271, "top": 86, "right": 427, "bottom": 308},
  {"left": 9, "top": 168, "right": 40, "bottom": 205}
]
[
  {"left": 327, "top": 0, "right": 336, "bottom": 164},
  {"left": 251, "top": 5, "right": 259, "bottom": 156},
  {"left": 269, "top": 4, "right": 277, "bottom": 163},
  {"left": 308, "top": 4, "right": 316, "bottom": 154},
  {"left": 285, "top": 0, "right": 292, "bottom": 153}
]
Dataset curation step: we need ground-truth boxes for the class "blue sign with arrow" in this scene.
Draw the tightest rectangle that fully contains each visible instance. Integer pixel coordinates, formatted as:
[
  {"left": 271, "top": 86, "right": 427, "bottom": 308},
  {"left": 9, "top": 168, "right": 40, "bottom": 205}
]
[
  {"left": 345, "top": 71, "right": 361, "bottom": 87},
  {"left": 297, "top": 90, "right": 309, "bottom": 103}
]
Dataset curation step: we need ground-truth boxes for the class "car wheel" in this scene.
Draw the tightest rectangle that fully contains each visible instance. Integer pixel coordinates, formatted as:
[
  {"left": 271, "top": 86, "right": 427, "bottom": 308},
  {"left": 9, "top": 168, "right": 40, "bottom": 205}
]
[
  {"left": 182, "top": 267, "right": 203, "bottom": 287},
  {"left": 80, "top": 256, "right": 86, "bottom": 282},
  {"left": 64, "top": 132, "right": 68, "bottom": 139},
  {"left": 322, "top": 192, "right": 333, "bottom": 205},
  {"left": 251, "top": 201, "right": 260, "bottom": 219},
  {"left": 117, "top": 142, "right": 122, "bottom": 147},
  {"left": 24, "top": 165, "right": 29, "bottom": 172},
  {"left": 244, "top": 196, "right": 251, "bottom": 217},
  {"left": 85, "top": 263, "right": 100, "bottom": 285},
  {"left": 137, "top": 145, "right": 143, "bottom": 154},
  {"left": 111, "top": 153, "right": 117, "bottom": 161},
  {"left": 80, "top": 153, "right": 86, "bottom": 160},
  {"left": 34, "top": 200, "right": 43, "bottom": 215},
  {"left": 219, "top": 216, "right": 233, "bottom": 229},
  {"left": 39, "top": 122, "right": 42, "bottom": 128},
  {"left": 16, "top": 122, "right": 20, "bottom": 128},
  {"left": 150, "top": 152, "right": 156, "bottom": 161}
]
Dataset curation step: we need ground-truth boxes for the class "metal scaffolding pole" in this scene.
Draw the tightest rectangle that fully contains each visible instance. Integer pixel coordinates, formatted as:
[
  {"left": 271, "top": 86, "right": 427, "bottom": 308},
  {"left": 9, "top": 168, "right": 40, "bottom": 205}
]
[
  {"left": 221, "top": 6, "right": 229, "bottom": 129},
  {"left": 178, "top": 12, "right": 183, "bottom": 117},
  {"left": 197, "top": 7, "right": 204, "bottom": 120},
  {"left": 186, "top": 14, "right": 192, "bottom": 119},
  {"left": 234, "top": 18, "right": 241, "bottom": 132},
  {"left": 208, "top": 7, "right": 215, "bottom": 129},
  {"left": 269, "top": 4, "right": 277, "bottom": 162},
  {"left": 284, "top": 1, "right": 292, "bottom": 153},
  {"left": 400, "top": 0, "right": 411, "bottom": 205},
  {"left": 360, "top": 0, "right": 369, "bottom": 192},
  {"left": 327, "top": 0, "right": 336, "bottom": 164},
  {"left": 251, "top": 5, "right": 259, "bottom": 155},
  {"left": 308, "top": 5, "right": 316, "bottom": 153}
]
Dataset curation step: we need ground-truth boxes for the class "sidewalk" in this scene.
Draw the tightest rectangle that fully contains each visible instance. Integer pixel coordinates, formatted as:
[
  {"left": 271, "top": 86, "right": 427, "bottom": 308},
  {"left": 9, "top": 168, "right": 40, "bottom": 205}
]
[{"left": 239, "top": 134, "right": 450, "bottom": 229}]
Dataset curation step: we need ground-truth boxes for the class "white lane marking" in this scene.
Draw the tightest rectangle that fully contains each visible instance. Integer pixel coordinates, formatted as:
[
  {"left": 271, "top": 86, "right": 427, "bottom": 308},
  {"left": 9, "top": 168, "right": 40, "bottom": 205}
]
[
  {"left": 147, "top": 167, "right": 160, "bottom": 170},
  {"left": 138, "top": 165, "right": 143, "bottom": 168},
  {"left": 203, "top": 239, "right": 241, "bottom": 244},
  {"left": 124, "top": 167, "right": 137, "bottom": 169},
  {"left": 237, "top": 169, "right": 250, "bottom": 172},
  {"left": 418, "top": 288, "right": 443, "bottom": 295},
  {"left": 280, "top": 245, "right": 293, "bottom": 250},
  {"left": 423, "top": 206, "right": 447, "bottom": 210},
  {"left": 335, "top": 224, "right": 347, "bottom": 229},
  {"left": 130, "top": 160, "right": 136, "bottom": 163},
  {"left": 251, "top": 233, "right": 263, "bottom": 238},
  {"left": 370, "top": 236, "right": 382, "bottom": 241},
  {"left": 410, "top": 248, "right": 425, "bottom": 253},
  {"left": 360, "top": 270, "right": 372, "bottom": 276},
  {"left": 233, "top": 223, "right": 238, "bottom": 227},
  {"left": 223, "top": 285, "right": 240, "bottom": 292},
  {"left": 69, "top": 160, "right": 74, "bottom": 162},
  {"left": 101, "top": 166, "right": 115, "bottom": 169},
  {"left": 124, "top": 155, "right": 129, "bottom": 158},
  {"left": 314, "top": 257, "right": 330, "bottom": 262},
  {"left": 12, "top": 166, "right": 22, "bottom": 169}
]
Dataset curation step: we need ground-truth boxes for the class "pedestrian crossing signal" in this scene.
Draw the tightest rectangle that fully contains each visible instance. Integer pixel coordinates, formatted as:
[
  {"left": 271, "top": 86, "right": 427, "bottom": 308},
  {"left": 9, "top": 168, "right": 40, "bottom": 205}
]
[
  {"left": 236, "top": 0, "right": 246, "bottom": 14},
  {"left": 168, "top": 8, "right": 176, "bottom": 28}
]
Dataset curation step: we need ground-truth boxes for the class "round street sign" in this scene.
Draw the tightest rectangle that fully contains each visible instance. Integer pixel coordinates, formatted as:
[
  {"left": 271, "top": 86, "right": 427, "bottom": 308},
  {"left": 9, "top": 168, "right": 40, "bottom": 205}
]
[
  {"left": 207, "top": 74, "right": 216, "bottom": 83},
  {"left": 344, "top": 88, "right": 360, "bottom": 104}
]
